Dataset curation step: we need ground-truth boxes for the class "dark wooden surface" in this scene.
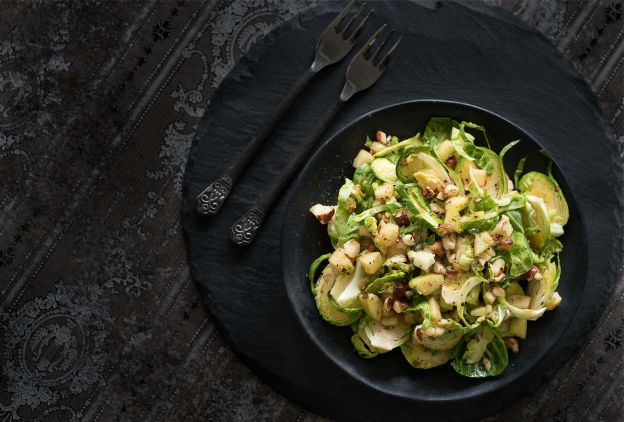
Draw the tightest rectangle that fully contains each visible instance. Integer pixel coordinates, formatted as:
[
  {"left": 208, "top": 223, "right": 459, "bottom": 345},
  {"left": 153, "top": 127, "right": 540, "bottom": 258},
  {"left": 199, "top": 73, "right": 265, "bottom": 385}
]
[{"left": 0, "top": 1, "right": 622, "bottom": 421}]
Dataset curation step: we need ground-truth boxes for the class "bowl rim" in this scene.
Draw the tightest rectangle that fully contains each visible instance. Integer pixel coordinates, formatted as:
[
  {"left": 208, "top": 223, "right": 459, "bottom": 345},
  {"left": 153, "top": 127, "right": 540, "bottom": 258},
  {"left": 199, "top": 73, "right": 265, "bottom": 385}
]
[{"left": 280, "top": 98, "right": 588, "bottom": 403}]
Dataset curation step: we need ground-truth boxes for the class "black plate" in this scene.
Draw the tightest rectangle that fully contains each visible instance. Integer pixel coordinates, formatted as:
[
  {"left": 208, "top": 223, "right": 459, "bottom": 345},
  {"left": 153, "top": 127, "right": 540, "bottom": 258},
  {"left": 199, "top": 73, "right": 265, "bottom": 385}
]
[{"left": 281, "top": 100, "right": 587, "bottom": 401}]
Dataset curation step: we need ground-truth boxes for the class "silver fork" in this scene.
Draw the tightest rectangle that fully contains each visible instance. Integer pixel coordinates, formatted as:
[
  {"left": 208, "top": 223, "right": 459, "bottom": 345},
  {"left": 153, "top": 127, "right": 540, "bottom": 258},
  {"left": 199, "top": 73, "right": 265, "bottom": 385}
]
[
  {"left": 196, "top": 0, "right": 372, "bottom": 216},
  {"left": 231, "top": 26, "right": 402, "bottom": 246}
]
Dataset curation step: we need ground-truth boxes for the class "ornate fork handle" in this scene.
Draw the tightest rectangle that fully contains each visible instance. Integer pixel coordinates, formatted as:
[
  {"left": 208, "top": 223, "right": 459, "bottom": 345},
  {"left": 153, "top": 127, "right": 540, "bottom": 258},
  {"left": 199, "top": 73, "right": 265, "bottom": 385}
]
[
  {"left": 196, "top": 176, "right": 233, "bottom": 215},
  {"left": 231, "top": 206, "right": 266, "bottom": 246}
]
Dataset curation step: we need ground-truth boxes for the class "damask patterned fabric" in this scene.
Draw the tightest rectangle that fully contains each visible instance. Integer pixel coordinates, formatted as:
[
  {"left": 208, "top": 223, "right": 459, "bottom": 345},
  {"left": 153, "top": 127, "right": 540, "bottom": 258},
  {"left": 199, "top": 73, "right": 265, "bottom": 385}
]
[{"left": 0, "top": 1, "right": 622, "bottom": 421}]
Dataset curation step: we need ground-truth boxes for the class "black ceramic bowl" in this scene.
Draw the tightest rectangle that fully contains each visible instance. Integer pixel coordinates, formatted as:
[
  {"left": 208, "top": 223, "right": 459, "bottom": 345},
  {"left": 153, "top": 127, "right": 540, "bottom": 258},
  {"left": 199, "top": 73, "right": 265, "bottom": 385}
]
[{"left": 281, "top": 100, "right": 586, "bottom": 402}]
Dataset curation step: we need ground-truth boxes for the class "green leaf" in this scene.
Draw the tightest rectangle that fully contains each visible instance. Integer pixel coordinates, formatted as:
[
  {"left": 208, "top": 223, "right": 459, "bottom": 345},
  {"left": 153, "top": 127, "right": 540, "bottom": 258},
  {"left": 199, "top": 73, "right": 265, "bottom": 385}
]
[
  {"left": 395, "top": 183, "right": 442, "bottom": 232},
  {"left": 373, "top": 133, "right": 421, "bottom": 158},
  {"left": 462, "top": 211, "right": 499, "bottom": 234},
  {"left": 451, "top": 328, "right": 508, "bottom": 377},
  {"left": 404, "top": 301, "right": 432, "bottom": 330},
  {"left": 354, "top": 162, "right": 375, "bottom": 186},
  {"left": 499, "top": 140, "right": 520, "bottom": 160},
  {"left": 365, "top": 271, "right": 406, "bottom": 294},
  {"left": 327, "top": 210, "right": 359, "bottom": 248},
  {"left": 337, "top": 178, "right": 355, "bottom": 210},
  {"left": 462, "top": 121, "right": 491, "bottom": 149},
  {"left": 474, "top": 189, "right": 498, "bottom": 213},
  {"left": 498, "top": 193, "right": 526, "bottom": 213},
  {"left": 399, "top": 222, "right": 426, "bottom": 235},
  {"left": 423, "top": 117, "right": 456, "bottom": 148},
  {"left": 354, "top": 201, "right": 401, "bottom": 222},
  {"left": 308, "top": 253, "right": 331, "bottom": 295},
  {"left": 383, "top": 259, "right": 412, "bottom": 273},
  {"left": 514, "top": 157, "right": 527, "bottom": 188},
  {"left": 485, "top": 304, "right": 507, "bottom": 328},
  {"left": 464, "top": 143, "right": 494, "bottom": 174},
  {"left": 451, "top": 139, "right": 475, "bottom": 161},
  {"left": 351, "top": 333, "right": 379, "bottom": 358},
  {"left": 504, "top": 210, "right": 524, "bottom": 234},
  {"left": 501, "top": 231, "right": 533, "bottom": 277}
]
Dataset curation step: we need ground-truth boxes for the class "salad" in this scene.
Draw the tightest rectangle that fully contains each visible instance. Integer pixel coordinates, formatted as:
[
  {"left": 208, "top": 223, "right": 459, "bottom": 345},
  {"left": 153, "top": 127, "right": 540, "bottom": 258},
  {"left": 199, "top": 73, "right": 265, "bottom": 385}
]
[{"left": 308, "top": 117, "right": 569, "bottom": 378}]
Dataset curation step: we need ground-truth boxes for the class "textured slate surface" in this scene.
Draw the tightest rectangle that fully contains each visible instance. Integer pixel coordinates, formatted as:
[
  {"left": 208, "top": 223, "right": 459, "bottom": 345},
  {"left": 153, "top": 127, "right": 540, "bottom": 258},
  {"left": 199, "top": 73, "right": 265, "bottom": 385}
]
[
  {"left": 1, "top": 0, "right": 623, "bottom": 420},
  {"left": 183, "top": 1, "right": 622, "bottom": 421}
]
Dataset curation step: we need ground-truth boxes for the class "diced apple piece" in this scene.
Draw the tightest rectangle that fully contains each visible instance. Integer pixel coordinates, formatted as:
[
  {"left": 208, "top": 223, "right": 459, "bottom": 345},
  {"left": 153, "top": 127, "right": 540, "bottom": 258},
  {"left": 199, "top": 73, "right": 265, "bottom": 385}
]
[
  {"left": 408, "top": 274, "right": 444, "bottom": 295},
  {"left": 375, "top": 221, "right": 399, "bottom": 248},
  {"left": 414, "top": 170, "right": 445, "bottom": 192},
  {"left": 353, "top": 149, "right": 374, "bottom": 168},
  {"left": 436, "top": 139, "right": 455, "bottom": 161},
  {"left": 474, "top": 231, "right": 494, "bottom": 256},
  {"left": 374, "top": 183, "right": 395, "bottom": 201},
  {"left": 329, "top": 249, "right": 354, "bottom": 274},
  {"left": 491, "top": 214, "right": 513, "bottom": 238},
  {"left": 508, "top": 295, "right": 531, "bottom": 309},
  {"left": 547, "top": 292, "right": 562, "bottom": 310},
  {"left": 401, "top": 233, "right": 415, "bottom": 246},
  {"left": 359, "top": 292, "right": 382, "bottom": 321},
  {"left": 471, "top": 167, "right": 487, "bottom": 187},
  {"left": 428, "top": 297, "right": 442, "bottom": 321},
  {"left": 509, "top": 318, "right": 527, "bottom": 339},
  {"left": 444, "top": 196, "right": 468, "bottom": 232},
  {"left": 343, "top": 239, "right": 361, "bottom": 259},
  {"left": 369, "top": 141, "right": 386, "bottom": 154},
  {"left": 407, "top": 250, "right": 435, "bottom": 272},
  {"left": 489, "top": 257, "right": 506, "bottom": 277},
  {"left": 358, "top": 252, "right": 384, "bottom": 275}
]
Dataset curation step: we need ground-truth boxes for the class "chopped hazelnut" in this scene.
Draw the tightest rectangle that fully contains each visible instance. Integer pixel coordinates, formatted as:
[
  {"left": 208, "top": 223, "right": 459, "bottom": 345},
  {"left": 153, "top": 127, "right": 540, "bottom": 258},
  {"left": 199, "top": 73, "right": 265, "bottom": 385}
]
[
  {"left": 394, "top": 209, "right": 410, "bottom": 227},
  {"left": 492, "top": 287, "right": 506, "bottom": 297},
  {"left": 521, "top": 266, "right": 540, "bottom": 280},
  {"left": 376, "top": 130, "right": 388, "bottom": 144},
  {"left": 443, "top": 184, "right": 460, "bottom": 198},
  {"left": 382, "top": 297, "right": 395, "bottom": 317},
  {"left": 415, "top": 326, "right": 424, "bottom": 341},
  {"left": 428, "top": 241, "right": 445, "bottom": 256},
  {"left": 504, "top": 337, "right": 520, "bottom": 353},
  {"left": 445, "top": 155, "right": 457, "bottom": 169},
  {"left": 309, "top": 204, "right": 335, "bottom": 224},
  {"left": 393, "top": 300, "right": 408, "bottom": 313},
  {"left": 437, "top": 223, "right": 452, "bottom": 235},
  {"left": 393, "top": 283, "right": 409, "bottom": 300},
  {"left": 497, "top": 237, "right": 513, "bottom": 250}
]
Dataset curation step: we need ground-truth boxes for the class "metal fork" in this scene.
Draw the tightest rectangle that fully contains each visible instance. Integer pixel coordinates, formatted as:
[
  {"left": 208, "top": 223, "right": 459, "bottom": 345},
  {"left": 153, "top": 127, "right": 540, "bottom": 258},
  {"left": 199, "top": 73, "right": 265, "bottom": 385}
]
[
  {"left": 231, "top": 26, "right": 402, "bottom": 246},
  {"left": 196, "top": 0, "right": 372, "bottom": 216}
]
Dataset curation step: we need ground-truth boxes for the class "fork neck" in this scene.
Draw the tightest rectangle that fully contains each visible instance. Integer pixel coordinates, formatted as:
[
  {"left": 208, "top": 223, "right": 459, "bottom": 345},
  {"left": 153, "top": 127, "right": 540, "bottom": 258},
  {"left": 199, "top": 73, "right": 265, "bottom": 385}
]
[
  {"left": 310, "top": 53, "right": 330, "bottom": 73},
  {"left": 339, "top": 80, "right": 357, "bottom": 102}
]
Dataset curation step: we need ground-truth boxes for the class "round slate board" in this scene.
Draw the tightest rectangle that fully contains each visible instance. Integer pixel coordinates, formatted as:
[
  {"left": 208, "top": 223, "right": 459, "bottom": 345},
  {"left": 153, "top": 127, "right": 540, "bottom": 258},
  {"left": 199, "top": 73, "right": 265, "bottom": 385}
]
[{"left": 182, "top": 1, "right": 623, "bottom": 420}]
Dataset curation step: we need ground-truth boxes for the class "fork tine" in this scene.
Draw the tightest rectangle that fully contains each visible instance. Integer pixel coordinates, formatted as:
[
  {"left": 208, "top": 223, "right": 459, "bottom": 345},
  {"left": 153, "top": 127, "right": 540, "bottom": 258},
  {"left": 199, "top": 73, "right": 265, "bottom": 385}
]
[
  {"left": 348, "top": 9, "right": 373, "bottom": 42},
  {"left": 361, "top": 24, "right": 387, "bottom": 57},
  {"left": 378, "top": 35, "right": 403, "bottom": 68},
  {"left": 331, "top": 0, "right": 356, "bottom": 31},
  {"left": 339, "top": 3, "right": 366, "bottom": 37},
  {"left": 371, "top": 29, "right": 395, "bottom": 63}
]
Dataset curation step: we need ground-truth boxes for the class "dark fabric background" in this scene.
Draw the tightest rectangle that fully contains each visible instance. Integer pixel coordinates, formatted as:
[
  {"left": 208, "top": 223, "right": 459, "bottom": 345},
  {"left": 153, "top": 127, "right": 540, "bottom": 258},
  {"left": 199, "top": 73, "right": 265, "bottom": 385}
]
[{"left": 0, "top": 1, "right": 622, "bottom": 421}]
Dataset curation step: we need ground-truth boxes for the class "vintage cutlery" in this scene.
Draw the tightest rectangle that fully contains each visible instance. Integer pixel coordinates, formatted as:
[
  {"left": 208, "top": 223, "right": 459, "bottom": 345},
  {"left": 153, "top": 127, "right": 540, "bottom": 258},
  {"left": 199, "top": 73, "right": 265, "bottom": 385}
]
[
  {"left": 196, "top": 0, "right": 372, "bottom": 216},
  {"left": 231, "top": 25, "right": 402, "bottom": 245}
]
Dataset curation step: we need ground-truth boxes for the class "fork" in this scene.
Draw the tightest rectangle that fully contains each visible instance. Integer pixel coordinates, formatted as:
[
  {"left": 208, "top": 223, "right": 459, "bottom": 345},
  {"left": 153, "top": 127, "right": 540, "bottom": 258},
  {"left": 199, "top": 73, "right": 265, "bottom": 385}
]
[
  {"left": 231, "top": 26, "right": 402, "bottom": 246},
  {"left": 196, "top": 0, "right": 372, "bottom": 216}
]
